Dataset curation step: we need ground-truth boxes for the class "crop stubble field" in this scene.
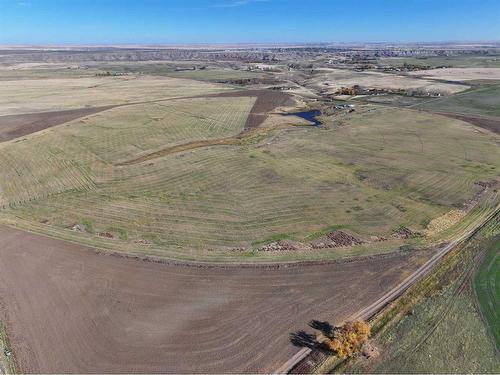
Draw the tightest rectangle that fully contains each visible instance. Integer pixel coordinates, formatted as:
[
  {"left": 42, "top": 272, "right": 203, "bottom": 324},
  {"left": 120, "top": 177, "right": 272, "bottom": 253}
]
[
  {"left": 0, "top": 62, "right": 499, "bottom": 373},
  {"left": 0, "top": 91, "right": 498, "bottom": 261}
]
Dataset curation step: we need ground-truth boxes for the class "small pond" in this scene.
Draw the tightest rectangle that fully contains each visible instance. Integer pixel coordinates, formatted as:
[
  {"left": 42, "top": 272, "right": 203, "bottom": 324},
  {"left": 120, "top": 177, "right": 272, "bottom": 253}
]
[{"left": 283, "top": 110, "right": 322, "bottom": 126}]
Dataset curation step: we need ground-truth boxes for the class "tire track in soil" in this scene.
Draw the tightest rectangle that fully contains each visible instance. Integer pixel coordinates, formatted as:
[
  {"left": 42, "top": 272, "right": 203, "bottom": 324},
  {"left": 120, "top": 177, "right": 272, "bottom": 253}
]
[{"left": 0, "top": 225, "right": 423, "bottom": 374}]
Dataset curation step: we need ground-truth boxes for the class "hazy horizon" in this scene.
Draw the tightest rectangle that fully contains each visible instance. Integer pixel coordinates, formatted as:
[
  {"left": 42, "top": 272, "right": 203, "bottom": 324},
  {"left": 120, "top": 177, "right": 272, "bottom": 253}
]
[
  {"left": 2, "top": 40, "right": 500, "bottom": 48},
  {"left": 1, "top": 0, "right": 499, "bottom": 45}
]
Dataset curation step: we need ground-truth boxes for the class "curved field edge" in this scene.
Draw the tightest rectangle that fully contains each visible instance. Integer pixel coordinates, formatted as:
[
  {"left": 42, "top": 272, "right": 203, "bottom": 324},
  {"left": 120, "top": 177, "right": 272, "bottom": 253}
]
[
  {"left": 473, "top": 235, "right": 500, "bottom": 347},
  {"left": 0, "top": 105, "right": 498, "bottom": 263},
  {"left": 317, "top": 216, "right": 500, "bottom": 374},
  {"left": 0, "top": 322, "right": 17, "bottom": 374},
  {"left": 0, "top": 75, "right": 234, "bottom": 116},
  {"left": 414, "top": 83, "right": 500, "bottom": 118},
  {"left": 1, "top": 189, "right": 498, "bottom": 266},
  {"left": 0, "top": 225, "right": 425, "bottom": 373}
]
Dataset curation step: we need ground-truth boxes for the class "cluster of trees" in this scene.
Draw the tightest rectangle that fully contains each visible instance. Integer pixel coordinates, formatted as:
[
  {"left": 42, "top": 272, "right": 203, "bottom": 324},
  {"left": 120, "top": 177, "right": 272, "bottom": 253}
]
[
  {"left": 337, "top": 86, "right": 357, "bottom": 95},
  {"left": 327, "top": 320, "right": 371, "bottom": 359}
]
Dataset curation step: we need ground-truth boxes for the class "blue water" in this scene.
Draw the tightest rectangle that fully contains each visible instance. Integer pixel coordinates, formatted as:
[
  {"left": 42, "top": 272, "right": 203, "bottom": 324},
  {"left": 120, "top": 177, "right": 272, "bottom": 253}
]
[{"left": 284, "top": 110, "right": 322, "bottom": 126}]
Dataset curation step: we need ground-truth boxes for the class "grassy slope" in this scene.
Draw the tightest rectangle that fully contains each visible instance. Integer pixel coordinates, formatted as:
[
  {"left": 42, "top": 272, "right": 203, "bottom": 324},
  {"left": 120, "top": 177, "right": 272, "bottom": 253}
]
[
  {"left": 0, "top": 96, "right": 255, "bottom": 206},
  {"left": 0, "top": 322, "right": 16, "bottom": 374},
  {"left": 373, "top": 293, "right": 499, "bottom": 373},
  {"left": 307, "top": 69, "right": 465, "bottom": 95},
  {"left": 0, "top": 62, "right": 265, "bottom": 82},
  {"left": 474, "top": 236, "right": 500, "bottom": 346},
  {"left": 88, "top": 62, "right": 267, "bottom": 81},
  {"left": 416, "top": 84, "right": 500, "bottom": 117},
  {"left": 0, "top": 66, "right": 102, "bottom": 81},
  {"left": 378, "top": 56, "right": 500, "bottom": 69},
  {"left": 0, "top": 102, "right": 498, "bottom": 261},
  {"left": 343, "top": 224, "right": 500, "bottom": 374},
  {"left": 0, "top": 75, "right": 230, "bottom": 115}
]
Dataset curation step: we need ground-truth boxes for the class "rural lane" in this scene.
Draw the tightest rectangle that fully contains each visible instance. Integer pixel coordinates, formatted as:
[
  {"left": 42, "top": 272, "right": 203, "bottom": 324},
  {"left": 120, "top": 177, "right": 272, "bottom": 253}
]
[{"left": 274, "top": 205, "right": 500, "bottom": 374}]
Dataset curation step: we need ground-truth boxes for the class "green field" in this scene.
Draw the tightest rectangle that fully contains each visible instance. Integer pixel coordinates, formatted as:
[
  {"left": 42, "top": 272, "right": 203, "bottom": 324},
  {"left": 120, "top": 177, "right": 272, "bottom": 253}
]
[
  {"left": 379, "top": 56, "right": 500, "bottom": 69},
  {"left": 474, "top": 236, "right": 500, "bottom": 346},
  {"left": 342, "top": 225, "right": 500, "bottom": 374},
  {"left": 0, "top": 62, "right": 266, "bottom": 83},
  {"left": 416, "top": 84, "right": 500, "bottom": 117},
  {"left": 371, "top": 293, "right": 499, "bottom": 373},
  {"left": 89, "top": 62, "right": 267, "bottom": 82},
  {"left": 0, "top": 90, "right": 498, "bottom": 261},
  {"left": 0, "top": 65, "right": 102, "bottom": 81},
  {"left": 354, "top": 94, "right": 430, "bottom": 107}
]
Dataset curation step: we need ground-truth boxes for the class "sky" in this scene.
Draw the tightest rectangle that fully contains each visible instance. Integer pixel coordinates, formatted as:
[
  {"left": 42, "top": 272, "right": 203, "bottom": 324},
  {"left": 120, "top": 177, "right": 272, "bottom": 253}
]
[{"left": 0, "top": 0, "right": 499, "bottom": 45}]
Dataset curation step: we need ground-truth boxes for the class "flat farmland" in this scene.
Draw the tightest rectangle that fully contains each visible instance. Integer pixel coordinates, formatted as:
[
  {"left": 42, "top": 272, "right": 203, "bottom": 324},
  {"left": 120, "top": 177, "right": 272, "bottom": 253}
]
[
  {"left": 304, "top": 68, "right": 468, "bottom": 95},
  {"left": 0, "top": 106, "right": 114, "bottom": 142},
  {"left": 378, "top": 56, "right": 500, "bottom": 69},
  {"left": 0, "top": 62, "right": 267, "bottom": 82},
  {"left": 0, "top": 75, "right": 230, "bottom": 115},
  {"left": 0, "top": 46, "right": 499, "bottom": 375},
  {"left": 0, "top": 226, "right": 426, "bottom": 373},
  {"left": 408, "top": 67, "right": 500, "bottom": 82},
  {"left": 474, "top": 236, "right": 500, "bottom": 346},
  {"left": 416, "top": 84, "right": 500, "bottom": 118}
]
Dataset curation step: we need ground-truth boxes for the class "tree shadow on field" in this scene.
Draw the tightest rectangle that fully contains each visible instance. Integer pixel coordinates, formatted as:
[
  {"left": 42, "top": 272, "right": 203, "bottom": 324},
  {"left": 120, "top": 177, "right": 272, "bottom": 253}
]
[
  {"left": 289, "top": 330, "right": 318, "bottom": 348},
  {"left": 309, "top": 320, "right": 333, "bottom": 336}
]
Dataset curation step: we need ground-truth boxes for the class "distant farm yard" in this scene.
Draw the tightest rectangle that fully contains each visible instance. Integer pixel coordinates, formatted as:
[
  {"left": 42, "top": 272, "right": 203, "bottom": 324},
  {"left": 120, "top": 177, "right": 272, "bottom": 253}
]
[
  {"left": 0, "top": 73, "right": 498, "bottom": 262},
  {"left": 0, "top": 45, "right": 499, "bottom": 374}
]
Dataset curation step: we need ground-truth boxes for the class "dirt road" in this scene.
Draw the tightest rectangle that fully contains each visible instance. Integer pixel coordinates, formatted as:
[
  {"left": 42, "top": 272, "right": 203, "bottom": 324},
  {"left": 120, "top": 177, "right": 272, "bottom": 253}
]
[
  {"left": 277, "top": 207, "right": 500, "bottom": 374},
  {"left": 0, "top": 226, "right": 423, "bottom": 373}
]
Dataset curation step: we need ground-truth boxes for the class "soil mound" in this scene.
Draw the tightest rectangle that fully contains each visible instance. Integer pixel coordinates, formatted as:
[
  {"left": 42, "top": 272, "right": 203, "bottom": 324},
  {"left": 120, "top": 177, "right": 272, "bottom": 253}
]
[
  {"left": 392, "top": 226, "right": 421, "bottom": 239},
  {"left": 311, "top": 231, "right": 364, "bottom": 249},
  {"left": 97, "top": 232, "right": 114, "bottom": 239},
  {"left": 0, "top": 225, "right": 419, "bottom": 373},
  {"left": 259, "top": 239, "right": 305, "bottom": 252}
]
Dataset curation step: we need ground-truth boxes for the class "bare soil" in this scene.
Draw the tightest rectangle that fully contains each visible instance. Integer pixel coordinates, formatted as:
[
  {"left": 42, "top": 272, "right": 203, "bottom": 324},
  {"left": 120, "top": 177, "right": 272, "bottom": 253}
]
[
  {"left": 117, "top": 89, "right": 295, "bottom": 165},
  {"left": 0, "top": 226, "right": 424, "bottom": 374},
  {"left": 435, "top": 112, "right": 500, "bottom": 135},
  {"left": 202, "top": 89, "right": 295, "bottom": 130},
  {"left": 261, "top": 231, "right": 366, "bottom": 251},
  {"left": 0, "top": 106, "right": 114, "bottom": 142},
  {"left": 311, "top": 231, "right": 365, "bottom": 249}
]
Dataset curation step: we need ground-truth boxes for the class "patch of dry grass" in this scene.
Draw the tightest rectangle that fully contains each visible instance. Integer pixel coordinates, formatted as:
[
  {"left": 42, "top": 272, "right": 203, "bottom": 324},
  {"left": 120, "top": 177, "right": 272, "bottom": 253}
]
[{"left": 0, "top": 102, "right": 498, "bottom": 261}]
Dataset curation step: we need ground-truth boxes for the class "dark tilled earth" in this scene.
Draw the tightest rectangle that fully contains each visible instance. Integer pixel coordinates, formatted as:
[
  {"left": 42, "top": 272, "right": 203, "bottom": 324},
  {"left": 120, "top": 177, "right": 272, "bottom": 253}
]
[
  {"left": 0, "top": 89, "right": 294, "bottom": 144},
  {"left": 201, "top": 89, "right": 295, "bottom": 130},
  {"left": 0, "top": 226, "right": 426, "bottom": 373},
  {"left": 0, "top": 106, "right": 114, "bottom": 142},
  {"left": 436, "top": 112, "right": 500, "bottom": 135}
]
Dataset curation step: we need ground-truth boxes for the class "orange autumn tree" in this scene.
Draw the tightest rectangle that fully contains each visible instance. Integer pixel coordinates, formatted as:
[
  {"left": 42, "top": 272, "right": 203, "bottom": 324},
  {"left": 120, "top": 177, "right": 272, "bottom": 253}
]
[{"left": 327, "top": 320, "right": 371, "bottom": 359}]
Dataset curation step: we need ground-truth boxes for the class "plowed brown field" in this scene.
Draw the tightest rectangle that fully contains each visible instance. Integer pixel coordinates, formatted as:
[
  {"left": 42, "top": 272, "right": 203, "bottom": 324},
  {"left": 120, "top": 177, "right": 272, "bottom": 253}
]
[
  {"left": 0, "top": 106, "right": 114, "bottom": 142},
  {"left": 0, "top": 89, "right": 293, "bottom": 144},
  {"left": 435, "top": 112, "right": 500, "bottom": 135},
  {"left": 202, "top": 89, "right": 295, "bottom": 130},
  {"left": 0, "top": 226, "right": 424, "bottom": 373}
]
